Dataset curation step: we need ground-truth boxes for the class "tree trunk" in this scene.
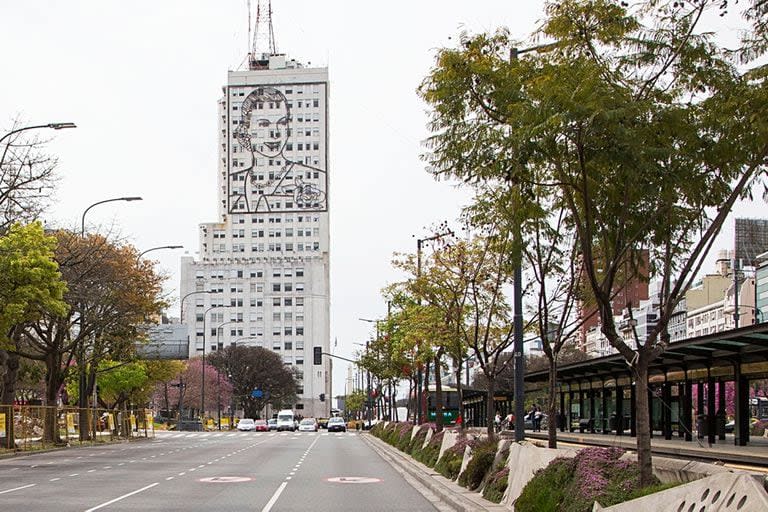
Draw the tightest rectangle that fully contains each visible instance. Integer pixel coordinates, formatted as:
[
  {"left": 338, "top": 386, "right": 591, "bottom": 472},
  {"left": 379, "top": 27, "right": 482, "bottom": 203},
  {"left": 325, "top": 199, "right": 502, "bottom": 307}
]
[
  {"left": 434, "top": 352, "right": 444, "bottom": 432},
  {"left": 486, "top": 376, "right": 496, "bottom": 439},
  {"left": 1, "top": 350, "right": 20, "bottom": 448},
  {"left": 43, "top": 354, "right": 63, "bottom": 444},
  {"left": 455, "top": 361, "right": 465, "bottom": 432},
  {"left": 547, "top": 359, "right": 558, "bottom": 449},
  {"left": 635, "top": 357, "right": 653, "bottom": 486}
]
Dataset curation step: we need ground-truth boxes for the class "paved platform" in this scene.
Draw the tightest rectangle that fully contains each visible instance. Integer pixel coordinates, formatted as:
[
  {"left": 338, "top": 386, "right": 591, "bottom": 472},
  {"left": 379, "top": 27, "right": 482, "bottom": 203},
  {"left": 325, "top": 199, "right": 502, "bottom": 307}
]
[{"left": 515, "top": 429, "right": 768, "bottom": 469}]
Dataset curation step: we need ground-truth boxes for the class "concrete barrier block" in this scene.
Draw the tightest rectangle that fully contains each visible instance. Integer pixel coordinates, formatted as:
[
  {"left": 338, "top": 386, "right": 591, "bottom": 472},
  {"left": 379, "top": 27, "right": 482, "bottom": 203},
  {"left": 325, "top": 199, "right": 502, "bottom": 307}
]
[
  {"left": 458, "top": 444, "right": 472, "bottom": 479},
  {"left": 651, "top": 456, "right": 739, "bottom": 485},
  {"left": 438, "top": 429, "right": 459, "bottom": 460},
  {"left": 422, "top": 427, "right": 433, "bottom": 449},
  {"left": 503, "top": 441, "right": 578, "bottom": 507},
  {"left": 410, "top": 425, "right": 419, "bottom": 440},
  {"left": 595, "top": 471, "right": 768, "bottom": 511}
]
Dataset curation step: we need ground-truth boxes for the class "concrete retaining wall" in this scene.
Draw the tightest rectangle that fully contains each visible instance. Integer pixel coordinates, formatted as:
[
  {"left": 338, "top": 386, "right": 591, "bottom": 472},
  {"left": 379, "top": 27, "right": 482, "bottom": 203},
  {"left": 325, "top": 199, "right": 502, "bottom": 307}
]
[
  {"left": 593, "top": 471, "right": 768, "bottom": 511},
  {"left": 502, "top": 441, "right": 578, "bottom": 507}
]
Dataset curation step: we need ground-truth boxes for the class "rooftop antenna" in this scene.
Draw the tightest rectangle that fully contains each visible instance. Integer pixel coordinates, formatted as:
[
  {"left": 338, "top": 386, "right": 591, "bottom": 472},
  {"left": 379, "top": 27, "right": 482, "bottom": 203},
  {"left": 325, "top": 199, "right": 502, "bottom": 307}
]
[{"left": 247, "top": 0, "right": 277, "bottom": 70}]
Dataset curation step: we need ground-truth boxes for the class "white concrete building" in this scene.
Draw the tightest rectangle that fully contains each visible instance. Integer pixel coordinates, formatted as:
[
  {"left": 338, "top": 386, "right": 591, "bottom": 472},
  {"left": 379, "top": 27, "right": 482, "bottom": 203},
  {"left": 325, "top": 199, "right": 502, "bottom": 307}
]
[{"left": 180, "top": 53, "right": 331, "bottom": 418}]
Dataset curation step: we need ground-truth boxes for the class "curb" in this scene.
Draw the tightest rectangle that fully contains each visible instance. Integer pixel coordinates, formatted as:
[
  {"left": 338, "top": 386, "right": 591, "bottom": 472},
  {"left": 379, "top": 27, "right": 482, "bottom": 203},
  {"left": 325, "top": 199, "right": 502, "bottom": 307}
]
[
  {"left": 0, "top": 435, "right": 153, "bottom": 460},
  {"left": 362, "top": 433, "right": 508, "bottom": 512}
]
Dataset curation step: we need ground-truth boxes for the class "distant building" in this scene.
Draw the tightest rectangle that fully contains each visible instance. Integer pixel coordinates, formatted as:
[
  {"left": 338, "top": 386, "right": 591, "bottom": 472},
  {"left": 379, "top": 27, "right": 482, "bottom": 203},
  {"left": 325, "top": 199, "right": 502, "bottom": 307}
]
[
  {"left": 179, "top": 53, "right": 331, "bottom": 418},
  {"left": 578, "top": 251, "right": 649, "bottom": 351},
  {"left": 757, "top": 251, "right": 768, "bottom": 324}
]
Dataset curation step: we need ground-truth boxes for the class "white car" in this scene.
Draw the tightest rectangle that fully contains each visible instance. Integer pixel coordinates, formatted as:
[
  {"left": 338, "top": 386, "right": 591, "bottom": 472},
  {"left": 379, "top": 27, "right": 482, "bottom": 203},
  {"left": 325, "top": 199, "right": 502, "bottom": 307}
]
[
  {"left": 298, "top": 418, "right": 318, "bottom": 432},
  {"left": 236, "top": 418, "right": 256, "bottom": 431}
]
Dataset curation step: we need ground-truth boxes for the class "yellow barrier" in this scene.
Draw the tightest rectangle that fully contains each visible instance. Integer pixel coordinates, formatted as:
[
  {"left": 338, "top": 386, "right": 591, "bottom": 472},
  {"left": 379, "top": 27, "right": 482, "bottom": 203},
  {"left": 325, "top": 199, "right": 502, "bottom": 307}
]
[{"left": 0, "top": 405, "right": 154, "bottom": 453}]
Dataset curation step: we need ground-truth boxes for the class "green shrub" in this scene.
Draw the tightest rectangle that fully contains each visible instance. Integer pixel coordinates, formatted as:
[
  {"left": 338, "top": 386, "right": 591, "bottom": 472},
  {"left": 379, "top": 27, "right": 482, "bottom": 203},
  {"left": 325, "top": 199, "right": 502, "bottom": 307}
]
[
  {"left": 516, "top": 447, "right": 670, "bottom": 512},
  {"left": 434, "top": 434, "right": 475, "bottom": 480},
  {"left": 370, "top": 422, "right": 385, "bottom": 437},
  {"left": 482, "top": 465, "right": 510, "bottom": 503},
  {"left": 515, "top": 457, "right": 575, "bottom": 512},
  {"left": 435, "top": 449, "right": 464, "bottom": 480},
  {"left": 406, "top": 425, "right": 431, "bottom": 455},
  {"left": 415, "top": 430, "right": 444, "bottom": 468},
  {"left": 458, "top": 438, "right": 498, "bottom": 490},
  {"left": 394, "top": 423, "right": 415, "bottom": 451}
]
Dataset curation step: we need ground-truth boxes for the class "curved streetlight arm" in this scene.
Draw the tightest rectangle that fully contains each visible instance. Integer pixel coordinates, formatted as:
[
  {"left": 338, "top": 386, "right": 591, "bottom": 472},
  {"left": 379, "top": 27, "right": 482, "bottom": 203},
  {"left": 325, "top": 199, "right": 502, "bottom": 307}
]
[
  {"left": 137, "top": 245, "right": 183, "bottom": 264},
  {"left": 180, "top": 290, "right": 213, "bottom": 320},
  {"left": 0, "top": 122, "right": 77, "bottom": 146},
  {"left": 81, "top": 196, "right": 143, "bottom": 236}
]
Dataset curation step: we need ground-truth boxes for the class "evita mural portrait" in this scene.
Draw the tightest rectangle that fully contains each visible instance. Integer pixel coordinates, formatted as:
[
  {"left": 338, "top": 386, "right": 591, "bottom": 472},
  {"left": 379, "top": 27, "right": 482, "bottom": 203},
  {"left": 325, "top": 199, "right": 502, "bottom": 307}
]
[{"left": 228, "top": 86, "right": 327, "bottom": 213}]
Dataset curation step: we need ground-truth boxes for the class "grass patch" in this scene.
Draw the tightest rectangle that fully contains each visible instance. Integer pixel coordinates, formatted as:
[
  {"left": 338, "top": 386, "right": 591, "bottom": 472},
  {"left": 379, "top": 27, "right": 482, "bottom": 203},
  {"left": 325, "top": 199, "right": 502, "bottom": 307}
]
[{"left": 414, "top": 430, "right": 444, "bottom": 468}]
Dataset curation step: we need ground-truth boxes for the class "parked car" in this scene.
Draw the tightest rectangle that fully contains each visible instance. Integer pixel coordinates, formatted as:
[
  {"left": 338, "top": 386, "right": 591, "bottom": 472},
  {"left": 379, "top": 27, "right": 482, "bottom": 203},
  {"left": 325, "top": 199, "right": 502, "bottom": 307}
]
[
  {"left": 237, "top": 418, "right": 256, "bottom": 431},
  {"left": 267, "top": 418, "right": 278, "bottom": 431},
  {"left": 298, "top": 418, "right": 318, "bottom": 432},
  {"left": 253, "top": 419, "right": 269, "bottom": 432},
  {"left": 327, "top": 417, "right": 346, "bottom": 432}
]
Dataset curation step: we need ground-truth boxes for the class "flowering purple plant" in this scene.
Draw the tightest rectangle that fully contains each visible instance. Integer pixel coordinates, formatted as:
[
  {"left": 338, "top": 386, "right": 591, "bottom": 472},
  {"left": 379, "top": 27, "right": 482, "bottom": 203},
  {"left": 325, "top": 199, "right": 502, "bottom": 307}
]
[
  {"left": 571, "top": 447, "right": 635, "bottom": 503},
  {"left": 448, "top": 434, "right": 478, "bottom": 456}
]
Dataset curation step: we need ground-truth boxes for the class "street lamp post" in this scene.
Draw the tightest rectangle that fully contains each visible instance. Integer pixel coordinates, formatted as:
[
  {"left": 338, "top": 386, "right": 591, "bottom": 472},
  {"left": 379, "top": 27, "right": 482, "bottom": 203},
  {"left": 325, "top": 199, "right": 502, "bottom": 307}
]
[
  {"left": 199, "top": 306, "right": 232, "bottom": 425},
  {"left": 214, "top": 321, "right": 235, "bottom": 430},
  {"left": 78, "top": 195, "right": 142, "bottom": 439}
]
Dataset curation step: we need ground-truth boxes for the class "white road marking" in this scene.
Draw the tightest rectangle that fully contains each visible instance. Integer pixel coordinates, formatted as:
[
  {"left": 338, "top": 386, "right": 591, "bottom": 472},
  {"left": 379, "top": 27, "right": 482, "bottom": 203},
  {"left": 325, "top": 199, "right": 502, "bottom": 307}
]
[
  {"left": 0, "top": 484, "right": 35, "bottom": 494},
  {"left": 50, "top": 478, "right": 61, "bottom": 482},
  {"left": 69, "top": 473, "right": 79, "bottom": 477},
  {"left": 84, "top": 482, "right": 158, "bottom": 512},
  {"left": 166, "top": 477, "right": 174, "bottom": 481},
  {"left": 261, "top": 482, "right": 288, "bottom": 512}
]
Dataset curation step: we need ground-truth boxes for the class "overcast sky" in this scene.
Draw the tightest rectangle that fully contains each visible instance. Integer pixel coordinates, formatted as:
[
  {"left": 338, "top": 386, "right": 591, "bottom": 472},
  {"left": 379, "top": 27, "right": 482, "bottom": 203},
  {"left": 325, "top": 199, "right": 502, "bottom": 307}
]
[{"left": 1, "top": 1, "right": 763, "bottom": 398}]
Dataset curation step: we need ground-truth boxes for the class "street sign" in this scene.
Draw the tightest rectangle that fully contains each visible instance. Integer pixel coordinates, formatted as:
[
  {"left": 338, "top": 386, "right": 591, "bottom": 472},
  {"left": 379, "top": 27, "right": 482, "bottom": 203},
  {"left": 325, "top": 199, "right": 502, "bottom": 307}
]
[{"left": 251, "top": 388, "right": 263, "bottom": 399}]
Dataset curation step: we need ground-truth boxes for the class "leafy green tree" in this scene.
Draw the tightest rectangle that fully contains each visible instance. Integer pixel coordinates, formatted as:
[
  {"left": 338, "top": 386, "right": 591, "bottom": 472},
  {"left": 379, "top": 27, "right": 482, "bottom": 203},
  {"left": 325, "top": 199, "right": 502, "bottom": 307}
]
[
  {"left": 0, "top": 222, "right": 67, "bottom": 405},
  {"left": 420, "top": 0, "right": 768, "bottom": 484},
  {"left": 208, "top": 346, "right": 298, "bottom": 418},
  {"left": 18, "top": 230, "right": 166, "bottom": 441}
]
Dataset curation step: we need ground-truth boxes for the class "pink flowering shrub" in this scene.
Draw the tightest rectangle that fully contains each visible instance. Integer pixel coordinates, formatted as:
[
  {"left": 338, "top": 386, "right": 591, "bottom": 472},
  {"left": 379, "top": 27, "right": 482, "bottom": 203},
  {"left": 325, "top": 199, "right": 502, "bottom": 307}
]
[{"left": 516, "top": 447, "right": 660, "bottom": 512}]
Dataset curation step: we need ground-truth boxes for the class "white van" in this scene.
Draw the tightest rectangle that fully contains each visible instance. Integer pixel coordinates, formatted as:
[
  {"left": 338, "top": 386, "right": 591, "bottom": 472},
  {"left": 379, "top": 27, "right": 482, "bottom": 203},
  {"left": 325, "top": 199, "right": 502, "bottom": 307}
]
[{"left": 276, "top": 409, "right": 295, "bottom": 432}]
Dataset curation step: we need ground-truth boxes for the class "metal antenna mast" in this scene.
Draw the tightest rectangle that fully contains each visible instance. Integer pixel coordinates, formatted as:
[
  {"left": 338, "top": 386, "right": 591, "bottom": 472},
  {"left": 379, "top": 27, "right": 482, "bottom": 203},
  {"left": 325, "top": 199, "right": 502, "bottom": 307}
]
[{"left": 248, "top": 0, "right": 276, "bottom": 70}]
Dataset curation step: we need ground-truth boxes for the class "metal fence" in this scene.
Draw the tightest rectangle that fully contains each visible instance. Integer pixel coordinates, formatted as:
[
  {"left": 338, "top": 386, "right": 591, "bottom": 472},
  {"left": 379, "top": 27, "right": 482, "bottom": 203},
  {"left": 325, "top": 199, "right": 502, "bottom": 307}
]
[{"left": 0, "top": 405, "right": 154, "bottom": 453}]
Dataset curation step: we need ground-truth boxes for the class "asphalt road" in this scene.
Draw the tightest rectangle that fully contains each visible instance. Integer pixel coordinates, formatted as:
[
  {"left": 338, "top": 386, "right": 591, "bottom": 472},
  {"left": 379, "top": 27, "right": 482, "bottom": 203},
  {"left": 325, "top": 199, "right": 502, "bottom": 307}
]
[{"left": 0, "top": 431, "right": 440, "bottom": 512}]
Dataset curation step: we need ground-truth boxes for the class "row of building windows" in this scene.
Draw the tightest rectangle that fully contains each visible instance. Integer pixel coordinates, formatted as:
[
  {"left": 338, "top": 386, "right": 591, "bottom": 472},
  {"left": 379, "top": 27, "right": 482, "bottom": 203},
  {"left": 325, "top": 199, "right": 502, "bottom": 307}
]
[
  {"left": 197, "top": 268, "right": 304, "bottom": 279},
  {"left": 230, "top": 228, "right": 319, "bottom": 239},
  {"left": 230, "top": 84, "right": 322, "bottom": 96},
  {"left": 196, "top": 296, "right": 306, "bottom": 309},
  {"left": 215, "top": 242, "right": 321, "bottom": 253}
]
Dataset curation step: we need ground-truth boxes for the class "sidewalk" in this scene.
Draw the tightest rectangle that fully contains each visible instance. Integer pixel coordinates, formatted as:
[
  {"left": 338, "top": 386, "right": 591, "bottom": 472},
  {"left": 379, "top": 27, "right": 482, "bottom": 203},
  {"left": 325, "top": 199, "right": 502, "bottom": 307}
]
[
  {"left": 362, "top": 433, "right": 508, "bottom": 512},
  {"left": 520, "top": 429, "right": 768, "bottom": 468}
]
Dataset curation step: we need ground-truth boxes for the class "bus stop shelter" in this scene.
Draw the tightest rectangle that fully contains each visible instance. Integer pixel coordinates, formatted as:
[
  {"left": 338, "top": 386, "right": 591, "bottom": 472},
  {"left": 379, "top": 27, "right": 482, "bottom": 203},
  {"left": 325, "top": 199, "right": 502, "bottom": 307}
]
[{"left": 524, "top": 323, "right": 768, "bottom": 446}]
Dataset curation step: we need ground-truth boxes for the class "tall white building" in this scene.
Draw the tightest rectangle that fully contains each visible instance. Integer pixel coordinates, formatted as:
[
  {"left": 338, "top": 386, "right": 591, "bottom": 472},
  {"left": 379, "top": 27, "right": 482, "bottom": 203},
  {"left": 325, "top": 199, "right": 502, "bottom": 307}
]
[{"left": 180, "top": 53, "right": 331, "bottom": 418}]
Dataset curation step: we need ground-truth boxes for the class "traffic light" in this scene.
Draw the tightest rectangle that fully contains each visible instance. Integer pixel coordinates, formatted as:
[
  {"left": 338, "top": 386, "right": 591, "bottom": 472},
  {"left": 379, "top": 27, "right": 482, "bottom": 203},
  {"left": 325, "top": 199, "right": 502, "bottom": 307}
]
[
  {"left": 313, "top": 346, "right": 322, "bottom": 365},
  {"left": 319, "top": 393, "right": 326, "bottom": 402}
]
